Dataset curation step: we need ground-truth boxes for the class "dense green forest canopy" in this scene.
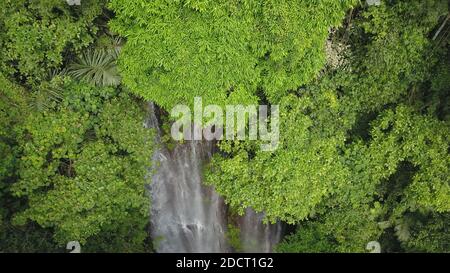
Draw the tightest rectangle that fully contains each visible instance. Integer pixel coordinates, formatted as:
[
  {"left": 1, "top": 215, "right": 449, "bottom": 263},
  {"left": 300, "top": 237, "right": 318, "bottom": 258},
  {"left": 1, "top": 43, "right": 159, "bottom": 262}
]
[
  {"left": 109, "top": 0, "right": 357, "bottom": 109},
  {"left": 0, "top": 0, "right": 152, "bottom": 252},
  {"left": 0, "top": 0, "right": 449, "bottom": 252}
]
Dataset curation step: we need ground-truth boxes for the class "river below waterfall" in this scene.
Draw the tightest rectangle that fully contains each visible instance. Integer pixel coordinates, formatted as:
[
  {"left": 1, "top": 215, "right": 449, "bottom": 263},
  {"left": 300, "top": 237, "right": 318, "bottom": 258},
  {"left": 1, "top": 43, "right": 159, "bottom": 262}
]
[{"left": 145, "top": 103, "right": 284, "bottom": 253}]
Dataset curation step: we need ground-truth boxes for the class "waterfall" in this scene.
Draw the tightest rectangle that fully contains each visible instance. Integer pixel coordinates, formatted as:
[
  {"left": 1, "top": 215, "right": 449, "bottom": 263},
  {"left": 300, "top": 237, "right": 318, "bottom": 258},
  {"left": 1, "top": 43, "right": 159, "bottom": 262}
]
[
  {"left": 145, "top": 102, "right": 283, "bottom": 253},
  {"left": 237, "top": 208, "right": 284, "bottom": 253}
]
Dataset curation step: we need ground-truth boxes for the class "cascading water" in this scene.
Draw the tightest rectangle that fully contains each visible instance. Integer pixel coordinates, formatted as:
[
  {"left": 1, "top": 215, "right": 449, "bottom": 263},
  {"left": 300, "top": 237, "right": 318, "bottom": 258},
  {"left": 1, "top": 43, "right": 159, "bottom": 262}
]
[
  {"left": 145, "top": 102, "right": 284, "bottom": 253},
  {"left": 237, "top": 208, "right": 284, "bottom": 253},
  {"left": 145, "top": 103, "right": 228, "bottom": 253}
]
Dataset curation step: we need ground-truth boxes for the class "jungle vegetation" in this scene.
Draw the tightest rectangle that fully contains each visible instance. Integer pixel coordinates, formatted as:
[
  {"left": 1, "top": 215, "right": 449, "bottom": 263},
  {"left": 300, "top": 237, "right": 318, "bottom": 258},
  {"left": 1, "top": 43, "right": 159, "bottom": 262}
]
[{"left": 0, "top": 0, "right": 448, "bottom": 252}]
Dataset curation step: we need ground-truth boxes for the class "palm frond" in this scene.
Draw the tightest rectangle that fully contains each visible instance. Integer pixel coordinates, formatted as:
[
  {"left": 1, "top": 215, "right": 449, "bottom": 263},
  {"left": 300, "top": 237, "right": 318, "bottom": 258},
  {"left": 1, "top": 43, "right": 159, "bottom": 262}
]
[
  {"left": 29, "top": 85, "right": 64, "bottom": 112},
  {"left": 47, "top": 68, "right": 67, "bottom": 80},
  {"left": 109, "top": 36, "right": 124, "bottom": 59},
  {"left": 68, "top": 49, "right": 121, "bottom": 87}
]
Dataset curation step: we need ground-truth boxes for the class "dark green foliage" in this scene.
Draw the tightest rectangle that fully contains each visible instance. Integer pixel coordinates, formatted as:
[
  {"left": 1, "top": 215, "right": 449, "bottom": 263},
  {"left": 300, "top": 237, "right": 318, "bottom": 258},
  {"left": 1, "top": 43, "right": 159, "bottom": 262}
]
[
  {"left": 0, "top": 0, "right": 106, "bottom": 84},
  {"left": 207, "top": 0, "right": 450, "bottom": 252},
  {"left": 276, "top": 224, "right": 337, "bottom": 253},
  {"left": 10, "top": 79, "right": 153, "bottom": 248},
  {"left": 0, "top": 75, "right": 27, "bottom": 184},
  {"left": 0, "top": 1, "right": 156, "bottom": 252},
  {"left": 225, "top": 224, "right": 243, "bottom": 253},
  {"left": 1, "top": 0, "right": 449, "bottom": 253}
]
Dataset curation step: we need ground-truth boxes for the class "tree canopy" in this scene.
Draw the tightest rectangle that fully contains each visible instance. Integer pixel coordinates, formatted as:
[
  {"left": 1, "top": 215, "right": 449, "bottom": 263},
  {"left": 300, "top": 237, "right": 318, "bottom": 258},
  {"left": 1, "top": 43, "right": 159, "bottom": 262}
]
[
  {"left": 0, "top": 0, "right": 449, "bottom": 253},
  {"left": 205, "top": 0, "right": 450, "bottom": 252},
  {"left": 109, "top": 0, "right": 357, "bottom": 109}
]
